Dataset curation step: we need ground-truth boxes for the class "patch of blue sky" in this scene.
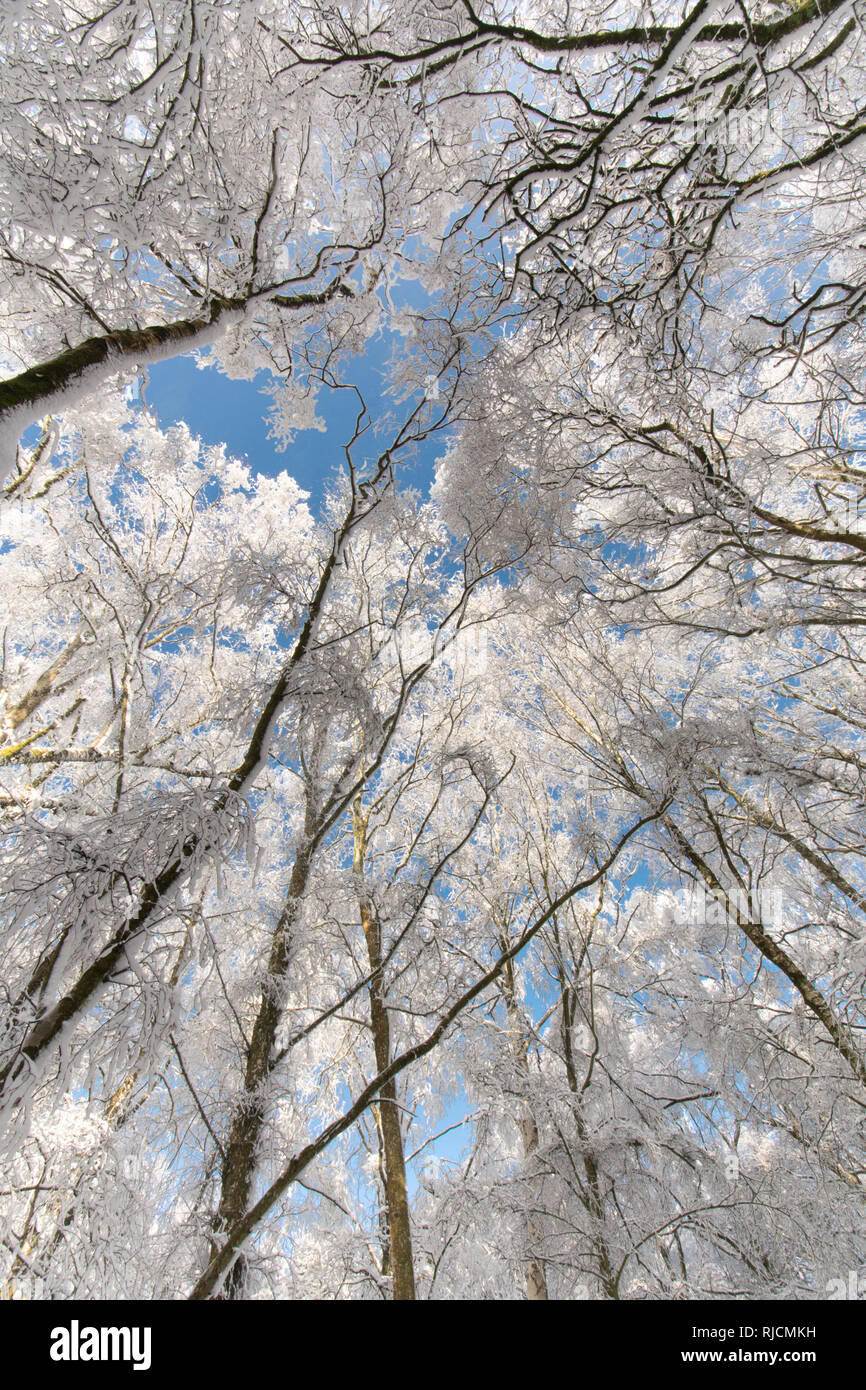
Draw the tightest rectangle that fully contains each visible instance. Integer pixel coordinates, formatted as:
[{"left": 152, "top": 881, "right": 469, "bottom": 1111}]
[
  {"left": 405, "top": 1095, "right": 476, "bottom": 1198},
  {"left": 144, "top": 347, "right": 435, "bottom": 515},
  {"left": 143, "top": 267, "right": 465, "bottom": 516}
]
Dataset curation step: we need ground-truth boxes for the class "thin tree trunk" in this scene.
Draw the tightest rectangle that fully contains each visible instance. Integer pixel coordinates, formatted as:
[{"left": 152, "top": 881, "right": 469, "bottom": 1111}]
[
  {"left": 211, "top": 819, "right": 315, "bottom": 1299},
  {"left": 715, "top": 775, "right": 866, "bottom": 919},
  {"left": 665, "top": 816, "right": 866, "bottom": 1088},
  {"left": 1, "top": 631, "right": 88, "bottom": 739},
  {"left": 0, "top": 275, "right": 352, "bottom": 476},
  {"left": 498, "top": 940, "right": 549, "bottom": 1301},
  {"left": 189, "top": 815, "right": 658, "bottom": 1299},
  {"left": 352, "top": 797, "right": 415, "bottom": 1301},
  {"left": 556, "top": 969, "right": 619, "bottom": 1299},
  {"left": 0, "top": 509, "right": 346, "bottom": 1108}
]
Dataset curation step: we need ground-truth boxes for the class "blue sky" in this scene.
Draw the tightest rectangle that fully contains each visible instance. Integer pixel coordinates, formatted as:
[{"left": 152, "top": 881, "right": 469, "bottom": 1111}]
[{"left": 145, "top": 328, "right": 449, "bottom": 513}]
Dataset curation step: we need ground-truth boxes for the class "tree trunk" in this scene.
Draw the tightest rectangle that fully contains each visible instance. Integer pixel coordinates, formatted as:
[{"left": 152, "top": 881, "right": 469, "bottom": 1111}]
[
  {"left": 498, "top": 942, "right": 549, "bottom": 1300},
  {"left": 665, "top": 816, "right": 866, "bottom": 1089},
  {"left": 0, "top": 523, "right": 344, "bottom": 1110},
  {"left": 211, "top": 830, "right": 314, "bottom": 1298},
  {"left": 353, "top": 797, "right": 416, "bottom": 1301},
  {"left": 557, "top": 973, "right": 619, "bottom": 1299},
  {"left": 0, "top": 275, "right": 353, "bottom": 484}
]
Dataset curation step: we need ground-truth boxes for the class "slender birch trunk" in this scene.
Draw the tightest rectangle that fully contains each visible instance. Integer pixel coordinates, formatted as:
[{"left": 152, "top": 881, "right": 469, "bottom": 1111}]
[{"left": 544, "top": 897, "right": 620, "bottom": 1300}]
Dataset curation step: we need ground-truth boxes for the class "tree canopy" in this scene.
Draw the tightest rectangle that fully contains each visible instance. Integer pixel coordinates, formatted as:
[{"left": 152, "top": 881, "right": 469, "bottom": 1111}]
[{"left": 0, "top": 0, "right": 864, "bottom": 1301}]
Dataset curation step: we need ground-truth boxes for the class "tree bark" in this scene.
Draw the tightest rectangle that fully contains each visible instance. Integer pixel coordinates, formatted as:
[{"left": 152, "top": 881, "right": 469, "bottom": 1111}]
[
  {"left": 1, "top": 631, "right": 88, "bottom": 738},
  {"left": 353, "top": 797, "right": 416, "bottom": 1301},
  {"left": 556, "top": 968, "right": 619, "bottom": 1299},
  {"left": 0, "top": 276, "right": 353, "bottom": 479},
  {"left": 211, "top": 824, "right": 315, "bottom": 1299},
  {"left": 715, "top": 775, "right": 866, "bottom": 919},
  {"left": 498, "top": 941, "right": 549, "bottom": 1301},
  {"left": 665, "top": 816, "right": 866, "bottom": 1089},
  {"left": 0, "top": 506, "right": 346, "bottom": 1109}
]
